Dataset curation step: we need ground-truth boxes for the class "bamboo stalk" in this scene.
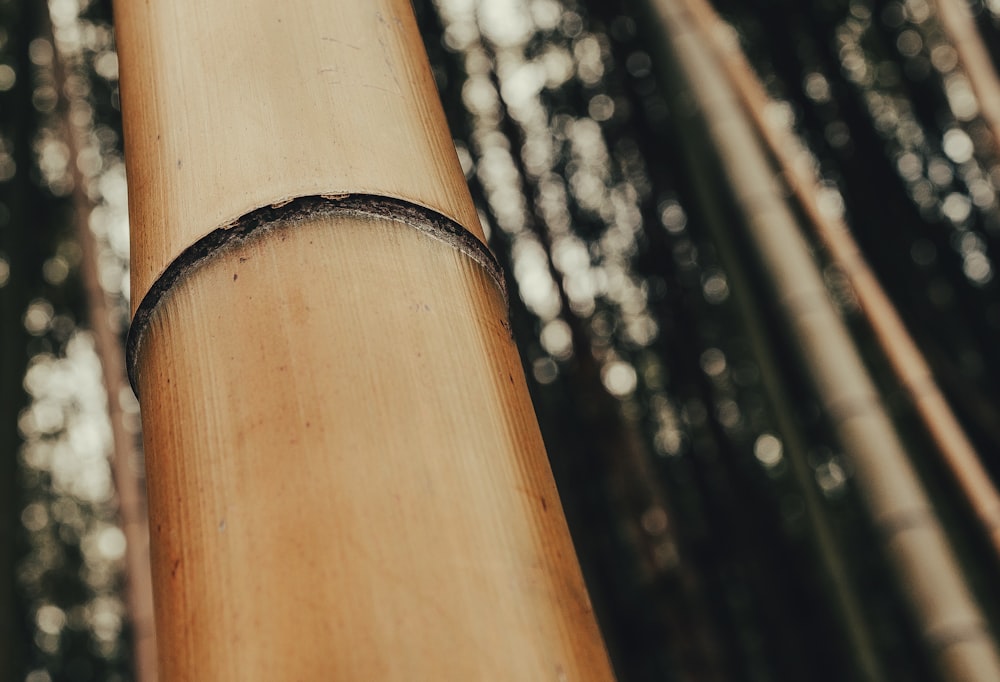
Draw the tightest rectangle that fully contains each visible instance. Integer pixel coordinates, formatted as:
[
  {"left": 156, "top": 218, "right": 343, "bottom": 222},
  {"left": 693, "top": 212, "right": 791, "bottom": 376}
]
[
  {"left": 634, "top": 0, "right": 1000, "bottom": 679},
  {"left": 933, "top": 0, "right": 1000, "bottom": 153},
  {"left": 114, "top": 0, "right": 483, "bottom": 318},
  {"left": 113, "top": 1, "right": 613, "bottom": 678},
  {"left": 47, "top": 11, "right": 158, "bottom": 680},
  {"left": 649, "top": 13, "right": 884, "bottom": 682},
  {"left": 682, "top": 0, "right": 1000, "bottom": 563}
]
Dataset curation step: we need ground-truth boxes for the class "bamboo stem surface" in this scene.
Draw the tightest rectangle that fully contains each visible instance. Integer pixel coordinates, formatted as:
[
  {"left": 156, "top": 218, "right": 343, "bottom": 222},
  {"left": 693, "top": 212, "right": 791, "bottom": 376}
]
[
  {"left": 114, "top": 0, "right": 613, "bottom": 678},
  {"left": 136, "top": 210, "right": 611, "bottom": 680},
  {"left": 114, "top": 0, "right": 483, "bottom": 313}
]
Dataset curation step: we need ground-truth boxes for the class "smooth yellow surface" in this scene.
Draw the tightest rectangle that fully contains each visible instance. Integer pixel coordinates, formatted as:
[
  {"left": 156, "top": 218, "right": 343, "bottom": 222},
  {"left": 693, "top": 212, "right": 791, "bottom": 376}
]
[
  {"left": 114, "top": 0, "right": 484, "bottom": 314},
  {"left": 137, "top": 214, "right": 614, "bottom": 681}
]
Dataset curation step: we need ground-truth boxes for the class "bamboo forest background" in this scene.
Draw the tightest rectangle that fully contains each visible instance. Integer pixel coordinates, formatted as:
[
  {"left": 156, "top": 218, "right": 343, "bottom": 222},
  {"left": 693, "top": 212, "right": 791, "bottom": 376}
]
[{"left": 3, "top": 0, "right": 1000, "bottom": 680}]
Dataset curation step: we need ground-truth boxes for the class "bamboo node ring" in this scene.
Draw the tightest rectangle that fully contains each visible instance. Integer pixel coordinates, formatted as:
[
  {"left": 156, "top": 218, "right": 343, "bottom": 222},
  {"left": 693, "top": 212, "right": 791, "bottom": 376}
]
[{"left": 125, "top": 194, "right": 506, "bottom": 395}]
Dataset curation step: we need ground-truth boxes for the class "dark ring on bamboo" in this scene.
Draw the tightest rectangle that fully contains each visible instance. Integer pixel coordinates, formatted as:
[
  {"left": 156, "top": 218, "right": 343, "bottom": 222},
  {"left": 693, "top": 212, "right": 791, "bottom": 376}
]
[{"left": 125, "top": 194, "right": 507, "bottom": 395}]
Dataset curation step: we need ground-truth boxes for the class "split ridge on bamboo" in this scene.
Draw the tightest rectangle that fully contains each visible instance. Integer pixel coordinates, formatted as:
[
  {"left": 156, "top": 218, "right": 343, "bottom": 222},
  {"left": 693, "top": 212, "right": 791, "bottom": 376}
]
[{"left": 112, "top": 1, "right": 613, "bottom": 679}]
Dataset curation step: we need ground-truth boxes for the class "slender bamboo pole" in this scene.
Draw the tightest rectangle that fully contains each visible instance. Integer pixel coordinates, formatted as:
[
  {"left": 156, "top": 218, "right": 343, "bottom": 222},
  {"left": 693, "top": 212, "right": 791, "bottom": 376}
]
[
  {"left": 634, "top": 1, "right": 1000, "bottom": 679},
  {"left": 933, "top": 0, "right": 1000, "bottom": 154},
  {"left": 684, "top": 0, "right": 1000, "bottom": 574},
  {"left": 113, "top": 1, "right": 613, "bottom": 679},
  {"left": 661, "top": 14, "right": 886, "bottom": 680},
  {"left": 47, "top": 11, "right": 158, "bottom": 680}
]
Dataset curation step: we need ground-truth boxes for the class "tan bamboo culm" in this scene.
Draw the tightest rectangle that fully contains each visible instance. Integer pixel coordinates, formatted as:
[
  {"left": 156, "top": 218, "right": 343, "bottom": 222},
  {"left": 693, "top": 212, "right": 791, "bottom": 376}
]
[{"left": 112, "top": 1, "right": 614, "bottom": 679}]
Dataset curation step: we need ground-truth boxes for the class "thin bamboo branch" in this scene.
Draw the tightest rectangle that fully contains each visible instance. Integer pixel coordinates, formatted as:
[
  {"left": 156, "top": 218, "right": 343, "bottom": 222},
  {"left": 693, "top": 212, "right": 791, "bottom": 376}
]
[
  {"left": 682, "top": 0, "right": 1000, "bottom": 561},
  {"left": 47, "top": 12, "right": 157, "bottom": 681},
  {"left": 635, "top": 0, "right": 1000, "bottom": 679}
]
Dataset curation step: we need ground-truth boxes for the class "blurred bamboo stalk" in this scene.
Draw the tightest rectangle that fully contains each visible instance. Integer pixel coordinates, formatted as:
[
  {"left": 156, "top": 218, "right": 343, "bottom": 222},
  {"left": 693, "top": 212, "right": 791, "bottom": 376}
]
[
  {"left": 646, "top": 7, "right": 884, "bottom": 682},
  {"left": 933, "top": 0, "right": 1000, "bottom": 156},
  {"left": 46, "top": 7, "right": 158, "bottom": 682},
  {"left": 683, "top": 0, "right": 1000, "bottom": 564},
  {"left": 635, "top": 0, "right": 1000, "bottom": 679},
  {"left": 112, "top": 0, "right": 613, "bottom": 679}
]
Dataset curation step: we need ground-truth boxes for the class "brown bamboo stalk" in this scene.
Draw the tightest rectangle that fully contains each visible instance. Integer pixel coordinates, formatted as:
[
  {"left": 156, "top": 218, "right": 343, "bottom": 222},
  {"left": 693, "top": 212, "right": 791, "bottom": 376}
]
[
  {"left": 112, "top": 1, "right": 613, "bottom": 679},
  {"left": 933, "top": 0, "right": 1000, "bottom": 152},
  {"left": 682, "top": 0, "right": 1000, "bottom": 561},
  {"left": 47, "top": 12, "right": 158, "bottom": 681},
  {"left": 635, "top": 0, "right": 1000, "bottom": 679}
]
